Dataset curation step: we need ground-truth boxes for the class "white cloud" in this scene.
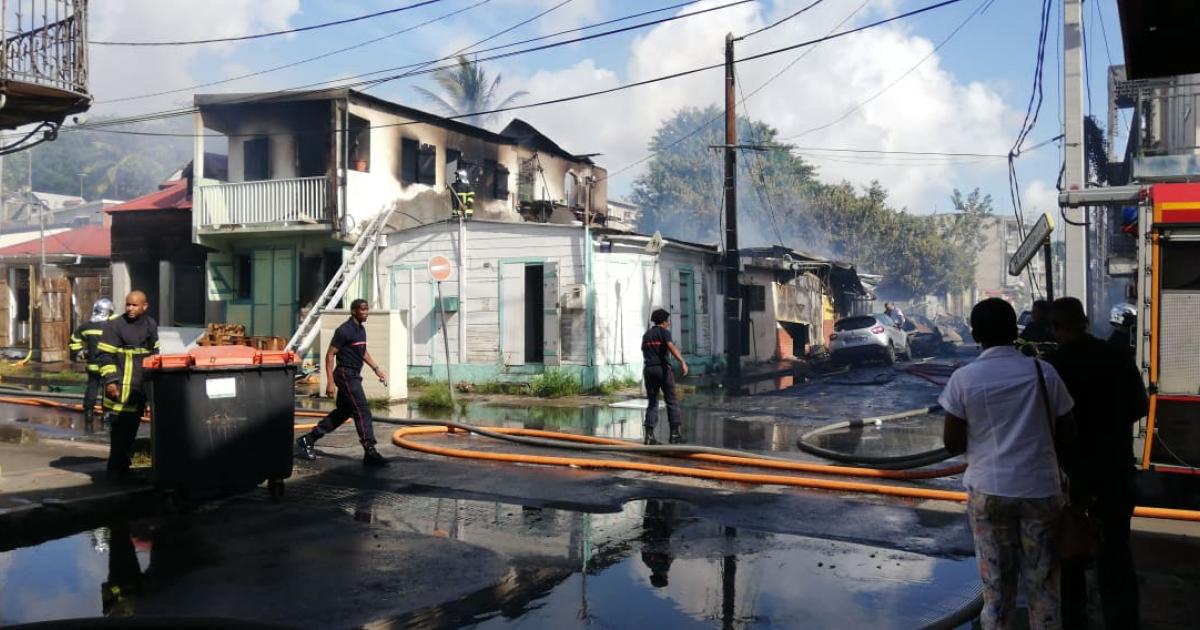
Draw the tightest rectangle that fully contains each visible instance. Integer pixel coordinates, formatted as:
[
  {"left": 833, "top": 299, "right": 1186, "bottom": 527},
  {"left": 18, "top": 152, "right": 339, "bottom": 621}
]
[
  {"left": 502, "top": 0, "right": 1015, "bottom": 211},
  {"left": 88, "top": 0, "right": 302, "bottom": 115}
]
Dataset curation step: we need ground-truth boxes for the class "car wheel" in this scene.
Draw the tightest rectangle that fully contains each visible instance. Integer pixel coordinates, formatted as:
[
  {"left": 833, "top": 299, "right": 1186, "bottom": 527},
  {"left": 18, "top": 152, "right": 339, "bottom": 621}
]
[{"left": 883, "top": 342, "right": 896, "bottom": 366}]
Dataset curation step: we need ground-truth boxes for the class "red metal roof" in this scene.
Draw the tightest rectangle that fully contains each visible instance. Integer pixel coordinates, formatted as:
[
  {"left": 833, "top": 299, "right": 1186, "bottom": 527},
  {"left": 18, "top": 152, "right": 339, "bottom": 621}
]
[
  {"left": 105, "top": 179, "right": 191, "bottom": 213},
  {"left": 0, "top": 223, "right": 110, "bottom": 258}
]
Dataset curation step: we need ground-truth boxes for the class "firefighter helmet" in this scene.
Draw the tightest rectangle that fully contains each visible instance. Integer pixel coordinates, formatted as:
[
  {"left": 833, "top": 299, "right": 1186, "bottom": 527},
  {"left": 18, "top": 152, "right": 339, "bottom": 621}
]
[{"left": 91, "top": 298, "right": 115, "bottom": 322}]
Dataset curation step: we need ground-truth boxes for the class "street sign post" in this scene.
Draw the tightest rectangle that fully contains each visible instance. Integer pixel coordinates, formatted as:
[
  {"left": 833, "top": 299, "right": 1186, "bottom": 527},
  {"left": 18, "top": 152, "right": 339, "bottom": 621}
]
[
  {"left": 427, "top": 255, "right": 455, "bottom": 406},
  {"left": 1009, "top": 212, "right": 1056, "bottom": 300}
]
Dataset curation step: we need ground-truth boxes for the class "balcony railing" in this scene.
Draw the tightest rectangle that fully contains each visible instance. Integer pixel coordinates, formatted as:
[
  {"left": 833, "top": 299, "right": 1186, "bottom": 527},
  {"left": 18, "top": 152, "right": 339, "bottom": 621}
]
[
  {"left": 196, "top": 176, "right": 330, "bottom": 229},
  {"left": 1, "top": 0, "right": 88, "bottom": 96}
]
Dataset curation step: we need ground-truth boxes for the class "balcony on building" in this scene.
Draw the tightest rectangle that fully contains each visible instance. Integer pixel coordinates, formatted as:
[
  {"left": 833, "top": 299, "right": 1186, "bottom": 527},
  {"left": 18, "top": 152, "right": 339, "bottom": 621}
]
[
  {"left": 0, "top": 0, "right": 91, "bottom": 130},
  {"left": 191, "top": 93, "right": 342, "bottom": 237}
]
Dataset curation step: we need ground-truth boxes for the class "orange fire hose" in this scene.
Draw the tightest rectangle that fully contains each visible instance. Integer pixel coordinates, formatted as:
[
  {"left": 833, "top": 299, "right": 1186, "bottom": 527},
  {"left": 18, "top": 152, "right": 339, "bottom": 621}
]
[
  {"left": 4, "top": 393, "right": 1198, "bottom": 522},
  {"left": 365, "top": 424, "right": 1200, "bottom": 523},
  {"left": 291, "top": 421, "right": 967, "bottom": 480}
]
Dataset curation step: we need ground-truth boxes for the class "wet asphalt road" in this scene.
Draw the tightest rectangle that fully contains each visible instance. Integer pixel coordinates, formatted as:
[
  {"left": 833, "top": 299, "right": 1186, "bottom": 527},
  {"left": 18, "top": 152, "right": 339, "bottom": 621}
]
[{"left": 3, "top": 353, "right": 1197, "bottom": 628}]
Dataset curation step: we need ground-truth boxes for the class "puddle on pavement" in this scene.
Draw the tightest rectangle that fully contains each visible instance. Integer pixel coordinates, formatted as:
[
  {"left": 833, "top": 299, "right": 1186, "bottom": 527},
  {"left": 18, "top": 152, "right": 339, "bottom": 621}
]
[{"left": 0, "top": 492, "right": 978, "bottom": 629}]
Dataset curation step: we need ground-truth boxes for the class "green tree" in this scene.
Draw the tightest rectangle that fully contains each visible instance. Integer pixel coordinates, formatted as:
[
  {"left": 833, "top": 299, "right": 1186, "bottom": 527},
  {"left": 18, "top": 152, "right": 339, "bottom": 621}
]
[
  {"left": 632, "top": 106, "right": 818, "bottom": 245},
  {"left": 633, "top": 109, "right": 999, "bottom": 299},
  {"left": 414, "top": 55, "right": 528, "bottom": 128}
]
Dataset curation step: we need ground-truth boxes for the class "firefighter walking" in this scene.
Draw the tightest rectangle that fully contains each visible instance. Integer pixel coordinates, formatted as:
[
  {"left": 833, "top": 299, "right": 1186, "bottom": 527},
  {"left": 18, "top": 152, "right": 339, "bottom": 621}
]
[
  {"left": 97, "top": 291, "right": 159, "bottom": 481},
  {"left": 70, "top": 298, "right": 115, "bottom": 432},
  {"left": 295, "top": 299, "right": 390, "bottom": 467}
]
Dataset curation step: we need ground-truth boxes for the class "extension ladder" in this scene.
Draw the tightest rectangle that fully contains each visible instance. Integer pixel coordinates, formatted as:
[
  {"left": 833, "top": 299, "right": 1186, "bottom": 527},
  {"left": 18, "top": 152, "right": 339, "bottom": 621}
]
[{"left": 286, "top": 207, "right": 394, "bottom": 354}]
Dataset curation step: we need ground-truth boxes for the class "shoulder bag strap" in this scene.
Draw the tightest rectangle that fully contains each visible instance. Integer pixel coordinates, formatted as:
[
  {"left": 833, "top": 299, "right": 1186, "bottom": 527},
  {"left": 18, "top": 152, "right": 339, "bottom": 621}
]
[{"left": 1034, "top": 358, "right": 1069, "bottom": 499}]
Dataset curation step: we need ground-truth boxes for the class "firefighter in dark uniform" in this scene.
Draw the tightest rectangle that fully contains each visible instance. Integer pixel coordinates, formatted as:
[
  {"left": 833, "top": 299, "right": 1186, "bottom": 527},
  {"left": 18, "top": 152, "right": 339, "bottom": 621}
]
[
  {"left": 450, "top": 169, "right": 474, "bottom": 219},
  {"left": 295, "top": 298, "right": 390, "bottom": 467},
  {"left": 70, "top": 298, "right": 115, "bottom": 432},
  {"left": 97, "top": 291, "right": 159, "bottom": 481},
  {"left": 641, "top": 308, "right": 688, "bottom": 445}
]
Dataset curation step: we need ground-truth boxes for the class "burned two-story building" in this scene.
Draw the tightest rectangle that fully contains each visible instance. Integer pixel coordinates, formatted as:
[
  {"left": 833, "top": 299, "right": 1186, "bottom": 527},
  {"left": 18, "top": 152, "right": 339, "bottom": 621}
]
[{"left": 190, "top": 89, "right": 606, "bottom": 339}]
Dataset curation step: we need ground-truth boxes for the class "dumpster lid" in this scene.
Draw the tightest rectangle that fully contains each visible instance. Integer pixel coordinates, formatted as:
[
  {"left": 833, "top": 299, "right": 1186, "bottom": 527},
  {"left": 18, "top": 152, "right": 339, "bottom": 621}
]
[{"left": 144, "top": 346, "right": 299, "bottom": 369}]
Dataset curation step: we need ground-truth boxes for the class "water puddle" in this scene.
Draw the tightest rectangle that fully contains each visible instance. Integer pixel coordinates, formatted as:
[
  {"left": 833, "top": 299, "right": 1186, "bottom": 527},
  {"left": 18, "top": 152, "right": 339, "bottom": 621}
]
[{"left": 0, "top": 492, "right": 978, "bottom": 629}]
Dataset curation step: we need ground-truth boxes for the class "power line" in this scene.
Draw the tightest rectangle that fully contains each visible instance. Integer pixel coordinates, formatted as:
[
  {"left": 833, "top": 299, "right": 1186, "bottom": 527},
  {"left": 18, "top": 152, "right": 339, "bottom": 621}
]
[
  {"left": 70, "top": 0, "right": 967, "bottom": 142},
  {"left": 785, "top": 0, "right": 993, "bottom": 140},
  {"left": 602, "top": 0, "right": 869, "bottom": 183},
  {"left": 97, "top": 0, "right": 494, "bottom": 105},
  {"left": 78, "top": 0, "right": 756, "bottom": 131},
  {"left": 1007, "top": 0, "right": 1054, "bottom": 298},
  {"left": 362, "top": 0, "right": 577, "bottom": 94},
  {"left": 735, "top": 0, "right": 826, "bottom": 41},
  {"left": 90, "top": 0, "right": 449, "bottom": 46}
]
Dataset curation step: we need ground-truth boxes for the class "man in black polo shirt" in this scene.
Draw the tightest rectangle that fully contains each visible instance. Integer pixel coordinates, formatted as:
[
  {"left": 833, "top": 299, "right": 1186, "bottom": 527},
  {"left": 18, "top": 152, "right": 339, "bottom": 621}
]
[
  {"left": 1049, "top": 297, "right": 1148, "bottom": 630},
  {"left": 296, "top": 299, "right": 390, "bottom": 467},
  {"left": 642, "top": 308, "right": 688, "bottom": 445}
]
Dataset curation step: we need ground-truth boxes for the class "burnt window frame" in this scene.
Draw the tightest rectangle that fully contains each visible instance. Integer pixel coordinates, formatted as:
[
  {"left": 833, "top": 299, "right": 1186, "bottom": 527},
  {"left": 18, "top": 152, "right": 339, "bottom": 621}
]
[
  {"left": 243, "top": 136, "right": 270, "bottom": 182},
  {"left": 347, "top": 114, "right": 370, "bottom": 172},
  {"left": 400, "top": 137, "right": 418, "bottom": 184},
  {"left": 417, "top": 143, "right": 437, "bottom": 186},
  {"left": 493, "top": 163, "right": 510, "bottom": 199}
]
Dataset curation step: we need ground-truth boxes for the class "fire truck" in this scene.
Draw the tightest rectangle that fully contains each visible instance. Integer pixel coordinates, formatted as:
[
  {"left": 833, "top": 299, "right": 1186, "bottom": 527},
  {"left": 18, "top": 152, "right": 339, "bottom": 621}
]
[{"left": 1134, "top": 183, "right": 1200, "bottom": 475}]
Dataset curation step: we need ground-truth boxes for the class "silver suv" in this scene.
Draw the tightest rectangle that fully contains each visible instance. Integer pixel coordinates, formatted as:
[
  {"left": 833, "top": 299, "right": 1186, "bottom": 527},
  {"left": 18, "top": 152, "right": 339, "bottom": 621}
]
[{"left": 829, "top": 314, "right": 911, "bottom": 366}]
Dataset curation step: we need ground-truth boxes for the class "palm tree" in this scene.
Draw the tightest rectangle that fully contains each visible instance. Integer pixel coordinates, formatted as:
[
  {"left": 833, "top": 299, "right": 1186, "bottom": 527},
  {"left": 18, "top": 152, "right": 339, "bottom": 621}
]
[{"left": 414, "top": 55, "right": 527, "bottom": 128}]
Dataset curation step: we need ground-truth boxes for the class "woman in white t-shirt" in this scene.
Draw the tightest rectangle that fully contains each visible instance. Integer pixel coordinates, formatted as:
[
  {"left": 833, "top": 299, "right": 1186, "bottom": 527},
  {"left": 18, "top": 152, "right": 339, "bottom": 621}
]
[{"left": 941, "top": 298, "right": 1077, "bottom": 630}]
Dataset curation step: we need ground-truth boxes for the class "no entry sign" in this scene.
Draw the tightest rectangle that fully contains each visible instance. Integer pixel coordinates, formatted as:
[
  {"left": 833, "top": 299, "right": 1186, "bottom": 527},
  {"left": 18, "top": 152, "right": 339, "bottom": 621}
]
[{"left": 428, "top": 255, "right": 453, "bottom": 282}]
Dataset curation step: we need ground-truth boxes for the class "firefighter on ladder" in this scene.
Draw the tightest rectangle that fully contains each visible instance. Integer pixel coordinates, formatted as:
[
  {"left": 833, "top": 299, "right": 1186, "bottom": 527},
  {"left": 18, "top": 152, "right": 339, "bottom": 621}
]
[{"left": 450, "top": 168, "right": 474, "bottom": 219}]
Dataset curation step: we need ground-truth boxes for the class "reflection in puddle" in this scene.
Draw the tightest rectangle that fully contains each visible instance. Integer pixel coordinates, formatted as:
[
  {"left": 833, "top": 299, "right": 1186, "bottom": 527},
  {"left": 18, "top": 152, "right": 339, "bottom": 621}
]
[{"left": 0, "top": 495, "right": 978, "bottom": 629}]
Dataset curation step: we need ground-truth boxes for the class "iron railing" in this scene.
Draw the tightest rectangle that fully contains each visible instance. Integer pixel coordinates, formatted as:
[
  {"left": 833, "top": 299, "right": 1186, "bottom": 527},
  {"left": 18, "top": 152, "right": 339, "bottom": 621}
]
[
  {"left": 196, "top": 176, "right": 330, "bottom": 229},
  {"left": 1, "top": 0, "right": 88, "bottom": 97}
]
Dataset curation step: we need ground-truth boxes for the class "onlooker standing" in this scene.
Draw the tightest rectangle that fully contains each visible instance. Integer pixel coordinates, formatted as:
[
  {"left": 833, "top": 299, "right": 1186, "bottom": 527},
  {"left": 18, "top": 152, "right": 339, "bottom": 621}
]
[
  {"left": 884, "top": 302, "right": 906, "bottom": 329},
  {"left": 641, "top": 308, "right": 688, "bottom": 445},
  {"left": 941, "top": 298, "right": 1076, "bottom": 630},
  {"left": 97, "top": 291, "right": 159, "bottom": 480},
  {"left": 1020, "top": 299, "right": 1055, "bottom": 344},
  {"left": 1049, "top": 297, "right": 1148, "bottom": 629}
]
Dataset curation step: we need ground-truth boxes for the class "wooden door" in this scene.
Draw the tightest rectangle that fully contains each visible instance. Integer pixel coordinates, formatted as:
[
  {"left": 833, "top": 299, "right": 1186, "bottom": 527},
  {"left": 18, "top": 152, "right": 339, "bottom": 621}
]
[
  {"left": 0, "top": 278, "right": 9, "bottom": 347},
  {"left": 74, "top": 276, "right": 102, "bottom": 327},
  {"left": 40, "top": 277, "right": 71, "bottom": 363},
  {"left": 500, "top": 262, "right": 525, "bottom": 365}
]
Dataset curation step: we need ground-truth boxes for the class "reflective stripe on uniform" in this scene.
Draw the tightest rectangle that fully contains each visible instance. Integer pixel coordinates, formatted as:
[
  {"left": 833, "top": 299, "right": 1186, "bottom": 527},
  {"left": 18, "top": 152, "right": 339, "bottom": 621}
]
[
  {"left": 87, "top": 364, "right": 100, "bottom": 373},
  {"left": 81, "top": 329, "right": 103, "bottom": 336},
  {"left": 120, "top": 354, "right": 133, "bottom": 406},
  {"left": 99, "top": 365, "right": 117, "bottom": 376},
  {"left": 97, "top": 341, "right": 120, "bottom": 353}
]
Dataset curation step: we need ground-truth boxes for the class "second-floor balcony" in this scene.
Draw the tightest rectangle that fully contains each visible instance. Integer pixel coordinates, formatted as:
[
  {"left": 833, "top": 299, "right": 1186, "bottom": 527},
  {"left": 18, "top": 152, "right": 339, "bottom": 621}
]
[{"left": 195, "top": 176, "right": 334, "bottom": 234}]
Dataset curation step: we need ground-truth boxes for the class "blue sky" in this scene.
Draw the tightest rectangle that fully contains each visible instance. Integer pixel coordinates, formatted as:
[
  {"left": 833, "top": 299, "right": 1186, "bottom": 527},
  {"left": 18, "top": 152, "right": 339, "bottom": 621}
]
[{"left": 88, "top": 0, "right": 1127, "bottom": 218}]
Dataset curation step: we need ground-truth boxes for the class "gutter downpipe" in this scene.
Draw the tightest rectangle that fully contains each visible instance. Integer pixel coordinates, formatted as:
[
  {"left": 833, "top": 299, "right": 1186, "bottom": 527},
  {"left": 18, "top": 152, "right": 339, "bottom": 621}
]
[{"left": 584, "top": 176, "right": 596, "bottom": 389}]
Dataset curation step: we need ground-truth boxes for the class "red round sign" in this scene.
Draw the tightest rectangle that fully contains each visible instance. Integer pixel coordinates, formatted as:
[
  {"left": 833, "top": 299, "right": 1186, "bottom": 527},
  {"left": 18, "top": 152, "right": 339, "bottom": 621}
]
[{"left": 428, "top": 255, "right": 453, "bottom": 282}]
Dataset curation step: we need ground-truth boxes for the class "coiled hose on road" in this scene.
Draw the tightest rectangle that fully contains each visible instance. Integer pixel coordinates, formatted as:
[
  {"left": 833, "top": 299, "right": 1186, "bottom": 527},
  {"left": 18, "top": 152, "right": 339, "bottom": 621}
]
[{"left": 794, "top": 405, "right": 956, "bottom": 470}]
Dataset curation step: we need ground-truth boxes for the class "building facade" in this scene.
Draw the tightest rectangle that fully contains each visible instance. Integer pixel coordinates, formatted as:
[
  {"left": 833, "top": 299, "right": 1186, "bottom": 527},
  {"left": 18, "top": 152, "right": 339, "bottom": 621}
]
[
  {"left": 190, "top": 90, "right": 606, "bottom": 340},
  {"left": 377, "top": 220, "right": 724, "bottom": 387}
]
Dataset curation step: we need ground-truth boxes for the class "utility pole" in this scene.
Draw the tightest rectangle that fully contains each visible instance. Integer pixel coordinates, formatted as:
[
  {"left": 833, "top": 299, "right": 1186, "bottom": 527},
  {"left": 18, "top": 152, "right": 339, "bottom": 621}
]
[
  {"left": 1062, "top": 0, "right": 1088, "bottom": 307},
  {"left": 723, "top": 33, "right": 741, "bottom": 387}
]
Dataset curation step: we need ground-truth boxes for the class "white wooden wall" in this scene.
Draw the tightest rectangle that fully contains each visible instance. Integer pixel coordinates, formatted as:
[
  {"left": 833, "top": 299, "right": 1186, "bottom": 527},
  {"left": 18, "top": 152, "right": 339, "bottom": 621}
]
[{"left": 379, "top": 222, "right": 586, "bottom": 367}]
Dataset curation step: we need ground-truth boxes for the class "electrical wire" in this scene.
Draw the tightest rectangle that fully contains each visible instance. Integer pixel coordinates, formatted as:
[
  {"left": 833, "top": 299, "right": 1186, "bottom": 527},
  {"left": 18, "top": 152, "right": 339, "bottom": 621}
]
[
  {"left": 97, "top": 0, "right": 495, "bottom": 105},
  {"left": 59, "top": 0, "right": 759, "bottom": 136},
  {"left": 1007, "top": 0, "right": 1054, "bottom": 298},
  {"left": 361, "top": 0, "right": 578, "bottom": 94},
  {"left": 735, "top": 64, "right": 787, "bottom": 247},
  {"left": 735, "top": 0, "right": 826, "bottom": 41},
  {"left": 90, "top": 0, "right": 449, "bottom": 46},
  {"left": 785, "top": 0, "right": 994, "bottom": 140},
  {"left": 603, "top": 0, "right": 870, "bottom": 184},
  {"left": 61, "top": 0, "right": 970, "bottom": 141}
]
